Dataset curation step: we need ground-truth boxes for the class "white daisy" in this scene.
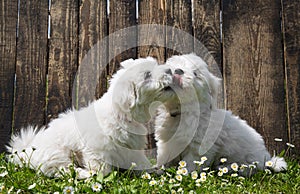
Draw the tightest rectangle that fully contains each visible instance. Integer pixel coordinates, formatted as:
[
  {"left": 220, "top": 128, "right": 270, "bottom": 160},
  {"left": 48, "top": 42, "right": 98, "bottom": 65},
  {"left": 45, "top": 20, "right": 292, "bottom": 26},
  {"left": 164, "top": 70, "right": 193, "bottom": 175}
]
[
  {"left": 179, "top": 161, "right": 187, "bottom": 168},
  {"left": 230, "top": 163, "right": 239, "bottom": 171},
  {"left": 191, "top": 171, "right": 198, "bottom": 180},
  {"left": 201, "top": 156, "right": 208, "bottom": 162},
  {"left": 265, "top": 160, "right": 273, "bottom": 167},
  {"left": 220, "top": 158, "right": 227, "bottom": 163},
  {"left": 91, "top": 183, "right": 102, "bottom": 192},
  {"left": 63, "top": 186, "right": 74, "bottom": 194},
  {"left": 176, "top": 168, "right": 183, "bottom": 175},
  {"left": 141, "top": 172, "right": 151, "bottom": 180},
  {"left": 199, "top": 176, "right": 207, "bottom": 182},
  {"left": 218, "top": 171, "right": 223, "bottom": 177},
  {"left": 222, "top": 167, "right": 228, "bottom": 174},
  {"left": 158, "top": 179, "right": 165, "bottom": 187},
  {"left": 181, "top": 168, "right": 188, "bottom": 176},
  {"left": 176, "top": 174, "right": 183, "bottom": 181},
  {"left": 149, "top": 179, "right": 157, "bottom": 186}
]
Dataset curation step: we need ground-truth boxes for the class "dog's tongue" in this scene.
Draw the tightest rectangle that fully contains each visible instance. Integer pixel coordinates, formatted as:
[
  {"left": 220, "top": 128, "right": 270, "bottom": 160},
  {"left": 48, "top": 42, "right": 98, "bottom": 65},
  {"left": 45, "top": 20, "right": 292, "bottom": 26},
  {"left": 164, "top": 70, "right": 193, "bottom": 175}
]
[{"left": 173, "top": 74, "right": 183, "bottom": 87}]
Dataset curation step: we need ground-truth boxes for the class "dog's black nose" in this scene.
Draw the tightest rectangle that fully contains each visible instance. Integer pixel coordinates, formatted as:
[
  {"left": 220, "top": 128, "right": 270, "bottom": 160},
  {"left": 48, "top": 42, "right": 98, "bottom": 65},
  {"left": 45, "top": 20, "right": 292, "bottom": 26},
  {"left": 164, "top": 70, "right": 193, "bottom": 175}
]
[
  {"left": 174, "top": 68, "right": 184, "bottom": 75},
  {"left": 165, "top": 68, "right": 172, "bottom": 75}
]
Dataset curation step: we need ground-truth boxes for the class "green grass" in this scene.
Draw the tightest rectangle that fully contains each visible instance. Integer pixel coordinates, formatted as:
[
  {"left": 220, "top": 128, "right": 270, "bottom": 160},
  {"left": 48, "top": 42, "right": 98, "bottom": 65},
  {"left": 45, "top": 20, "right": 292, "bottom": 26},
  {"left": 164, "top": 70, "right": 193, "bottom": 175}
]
[{"left": 0, "top": 153, "right": 299, "bottom": 194}]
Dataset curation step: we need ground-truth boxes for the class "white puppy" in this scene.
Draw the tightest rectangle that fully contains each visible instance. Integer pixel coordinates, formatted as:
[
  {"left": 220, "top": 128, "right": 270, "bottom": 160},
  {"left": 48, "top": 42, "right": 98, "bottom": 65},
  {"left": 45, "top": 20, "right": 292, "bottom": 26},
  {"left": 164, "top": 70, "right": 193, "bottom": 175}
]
[
  {"left": 154, "top": 53, "right": 287, "bottom": 175},
  {"left": 6, "top": 57, "right": 172, "bottom": 178}
]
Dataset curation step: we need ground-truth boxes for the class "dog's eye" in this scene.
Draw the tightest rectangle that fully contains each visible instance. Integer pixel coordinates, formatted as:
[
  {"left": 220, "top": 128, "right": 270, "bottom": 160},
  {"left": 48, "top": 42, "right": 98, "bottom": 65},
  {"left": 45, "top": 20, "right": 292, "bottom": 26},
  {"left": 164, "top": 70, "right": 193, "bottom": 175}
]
[
  {"left": 144, "top": 71, "right": 152, "bottom": 80},
  {"left": 193, "top": 71, "right": 198, "bottom": 77}
]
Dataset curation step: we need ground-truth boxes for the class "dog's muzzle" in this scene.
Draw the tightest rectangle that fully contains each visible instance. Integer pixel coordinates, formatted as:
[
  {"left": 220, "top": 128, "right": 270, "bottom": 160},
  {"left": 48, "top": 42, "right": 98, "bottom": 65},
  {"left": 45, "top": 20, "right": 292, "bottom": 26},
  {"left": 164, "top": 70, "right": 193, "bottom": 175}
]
[{"left": 167, "top": 68, "right": 184, "bottom": 89}]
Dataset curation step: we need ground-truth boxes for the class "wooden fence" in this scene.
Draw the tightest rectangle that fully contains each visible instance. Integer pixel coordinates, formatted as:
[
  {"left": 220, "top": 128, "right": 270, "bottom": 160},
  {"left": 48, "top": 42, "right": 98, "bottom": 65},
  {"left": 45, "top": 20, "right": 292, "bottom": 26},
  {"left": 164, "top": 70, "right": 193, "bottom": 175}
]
[{"left": 0, "top": 0, "right": 299, "bottom": 157}]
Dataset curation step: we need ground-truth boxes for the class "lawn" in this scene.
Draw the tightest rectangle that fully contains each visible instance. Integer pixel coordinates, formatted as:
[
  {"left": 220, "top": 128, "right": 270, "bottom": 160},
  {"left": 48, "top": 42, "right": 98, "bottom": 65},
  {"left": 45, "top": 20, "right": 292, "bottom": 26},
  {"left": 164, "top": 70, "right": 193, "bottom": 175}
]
[{"left": 0, "top": 153, "right": 299, "bottom": 194}]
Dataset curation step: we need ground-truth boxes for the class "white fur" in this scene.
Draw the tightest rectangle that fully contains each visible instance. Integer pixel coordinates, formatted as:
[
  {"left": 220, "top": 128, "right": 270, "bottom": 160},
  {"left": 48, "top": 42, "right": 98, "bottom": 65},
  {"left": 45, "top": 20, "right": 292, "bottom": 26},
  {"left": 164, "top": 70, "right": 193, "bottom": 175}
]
[
  {"left": 7, "top": 57, "right": 170, "bottom": 178},
  {"left": 155, "top": 53, "right": 287, "bottom": 175}
]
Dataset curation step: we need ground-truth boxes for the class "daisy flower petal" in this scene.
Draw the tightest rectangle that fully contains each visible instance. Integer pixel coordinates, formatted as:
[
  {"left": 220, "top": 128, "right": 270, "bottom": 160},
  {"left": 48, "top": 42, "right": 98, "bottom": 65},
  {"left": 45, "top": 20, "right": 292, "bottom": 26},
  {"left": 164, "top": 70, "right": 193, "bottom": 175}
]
[
  {"left": 220, "top": 158, "right": 227, "bottom": 163},
  {"left": 179, "top": 161, "right": 187, "bottom": 168},
  {"left": 91, "top": 183, "right": 102, "bottom": 192}
]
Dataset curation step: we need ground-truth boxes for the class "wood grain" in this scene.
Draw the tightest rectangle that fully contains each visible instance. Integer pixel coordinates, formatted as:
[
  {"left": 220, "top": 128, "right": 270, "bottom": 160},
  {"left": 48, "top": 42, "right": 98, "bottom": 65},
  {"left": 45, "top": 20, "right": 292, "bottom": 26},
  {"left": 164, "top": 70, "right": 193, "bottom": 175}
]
[
  {"left": 282, "top": 0, "right": 300, "bottom": 156},
  {"left": 108, "top": 0, "right": 137, "bottom": 77},
  {"left": 222, "top": 0, "right": 288, "bottom": 153},
  {"left": 193, "top": 0, "right": 221, "bottom": 70},
  {"left": 0, "top": 0, "right": 18, "bottom": 152},
  {"left": 138, "top": 0, "right": 168, "bottom": 156},
  {"left": 78, "top": 0, "right": 107, "bottom": 108},
  {"left": 14, "top": 0, "right": 48, "bottom": 131},
  {"left": 47, "top": 0, "right": 79, "bottom": 121},
  {"left": 193, "top": 0, "right": 223, "bottom": 108},
  {"left": 138, "top": 0, "right": 167, "bottom": 63},
  {"left": 166, "top": 0, "right": 193, "bottom": 59}
]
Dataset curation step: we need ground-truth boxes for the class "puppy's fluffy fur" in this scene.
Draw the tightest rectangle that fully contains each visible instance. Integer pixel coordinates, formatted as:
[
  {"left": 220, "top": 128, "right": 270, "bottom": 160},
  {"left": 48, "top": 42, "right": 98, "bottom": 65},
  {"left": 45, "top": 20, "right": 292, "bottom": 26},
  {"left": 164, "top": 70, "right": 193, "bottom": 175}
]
[
  {"left": 7, "top": 53, "right": 287, "bottom": 178},
  {"left": 154, "top": 53, "right": 287, "bottom": 174},
  {"left": 7, "top": 57, "right": 171, "bottom": 178}
]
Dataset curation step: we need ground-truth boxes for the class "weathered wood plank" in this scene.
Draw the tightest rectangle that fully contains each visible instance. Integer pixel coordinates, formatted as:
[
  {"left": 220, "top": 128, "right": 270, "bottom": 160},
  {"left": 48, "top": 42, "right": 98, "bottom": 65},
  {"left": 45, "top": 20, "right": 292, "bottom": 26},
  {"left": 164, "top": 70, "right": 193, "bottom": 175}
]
[
  {"left": 138, "top": 0, "right": 168, "bottom": 156},
  {"left": 166, "top": 0, "right": 193, "bottom": 59},
  {"left": 138, "top": 0, "right": 166, "bottom": 63},
  {"left": 222, "top": 0, "right": 288, "bottom": 153},
  {"left": 193, "top": 0, "right": 223, "bottom": 108},
  {"left": 109, "top": 0, "right": 137, "bottom": 76},
  {"left": 78, "top": 0, "right": 108, "bottom": 108},
  {"left": 282, "top": 0, "right": 300, "bottom": 156},
  {"left": 0, "top": 0, "right": 18, "bottom": 152},
  {"left": 47, "top": 0, "right": 79, "bottom": 121},
  {"left": 193, "top": 0, "right": 221, "bottom": 69},
  {"left": 14, "top": 0, "right": 48, "bottom": 131}
]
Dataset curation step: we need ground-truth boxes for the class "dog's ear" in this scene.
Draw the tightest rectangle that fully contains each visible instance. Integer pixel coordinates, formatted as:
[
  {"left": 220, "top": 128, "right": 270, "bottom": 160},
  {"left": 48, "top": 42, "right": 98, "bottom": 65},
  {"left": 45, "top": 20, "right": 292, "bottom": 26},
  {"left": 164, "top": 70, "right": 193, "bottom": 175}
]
[
  {"left": 204, "top": 72, "right": 221, "bottom": 109},
  {"left": 120, "top": 57, "right": 156, "bottom": 69},
  {"left": 112, "top": 80, "right": 151, "bottom": 123},
  {"left": 183, "top": 53, "right": 221, "bottom": 109},
  {"left": 110, "top": 58, "right": 157, "bottom": 123},
  {"left": 120, "top": 58, "right": 135, "bottom": 69}
]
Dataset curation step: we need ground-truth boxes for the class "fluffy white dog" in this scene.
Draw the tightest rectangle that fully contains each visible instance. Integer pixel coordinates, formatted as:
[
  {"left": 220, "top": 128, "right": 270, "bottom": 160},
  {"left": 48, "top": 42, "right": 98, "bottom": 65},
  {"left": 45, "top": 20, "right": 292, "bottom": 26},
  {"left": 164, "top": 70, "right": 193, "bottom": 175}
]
[
  {"left": 6, "top": 57, "right": 173, "bottom": 178},
  {"left": 154, "top": 53, "right": 287, "bottom": 175}
]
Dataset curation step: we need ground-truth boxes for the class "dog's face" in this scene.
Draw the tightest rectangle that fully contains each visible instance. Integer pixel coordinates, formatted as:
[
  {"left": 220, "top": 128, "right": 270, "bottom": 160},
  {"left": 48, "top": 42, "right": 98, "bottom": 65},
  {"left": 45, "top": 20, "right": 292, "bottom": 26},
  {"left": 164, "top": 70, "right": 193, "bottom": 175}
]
[
  {"left": 151, "top": 54, "right": 221, "bottom": 114},
  {"left": 110, "top": 54, "right": 220, "bottom": 123},
  {"left": 110, "top": 57, "right": 177, "bottom": 123}
]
